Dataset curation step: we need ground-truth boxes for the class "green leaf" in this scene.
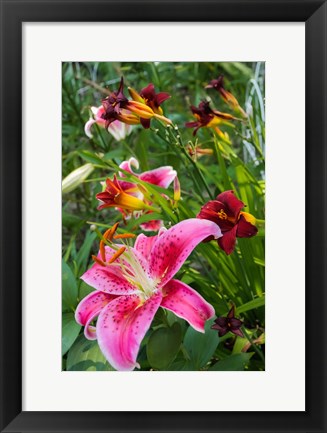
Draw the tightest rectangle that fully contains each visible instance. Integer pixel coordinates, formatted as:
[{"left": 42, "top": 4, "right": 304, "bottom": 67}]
[
  {"left": 237, "top": 296, "right": 265, "bottom": 314},
  {"left": 209, "top": 353, "right": 254, "bottom": 371},
  {"left": 75, "top": 231, "right": 97, "bottom": 275},
  {"left": 67, "top": 334, "right": 115, "bottom": 371},
  {"left": 79, "top": 281, "right": 94, "bottom": 299},
  {"left": 62, "top": 313, "right": 81, "bottom": 355},
  {"left": 147, "top": 323, "right": 182, "bottom": 369},
  {"left": 183, "top": 319, "right": 219, "bottom": 369},
  {"left": 62, "top": 260, "right": 78, "bottom": 311}
]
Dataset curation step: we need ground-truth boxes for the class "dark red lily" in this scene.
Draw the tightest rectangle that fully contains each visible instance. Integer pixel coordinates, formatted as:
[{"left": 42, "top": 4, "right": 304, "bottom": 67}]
[
  {"left": 185, "top": 100, "right": 239, "bottom": 136},
  {"left": 211, "top": 305, "right": 244, "bottom": 337},
  {"left": 206, "top": 75, "right": 247, "bottom": 117},
  {"left": 128, "top": 83, "right": 171, "bottom": 128},
  {"left": 101, "top": 78, "right": 130, "bottom": 127},
  {"left": 197, "top": 190, "right": 258, "bottom": 255}
]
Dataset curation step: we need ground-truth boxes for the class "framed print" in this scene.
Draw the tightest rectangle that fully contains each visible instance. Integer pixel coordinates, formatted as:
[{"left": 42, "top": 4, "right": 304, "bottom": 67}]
[{"left": 0, "top": 1, "right": 326, "bottom": 432}]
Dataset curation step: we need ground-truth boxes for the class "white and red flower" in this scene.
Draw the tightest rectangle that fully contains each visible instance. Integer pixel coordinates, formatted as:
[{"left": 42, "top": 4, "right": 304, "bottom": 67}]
[{"left": 84, "top": 106, "right": 133, "bottom": 141}]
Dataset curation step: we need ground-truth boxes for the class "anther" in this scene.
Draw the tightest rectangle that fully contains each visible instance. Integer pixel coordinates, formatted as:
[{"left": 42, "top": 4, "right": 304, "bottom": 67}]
[
  {"left": 100, "top": 240, "right": 106, "bottom": 261},
  {"left": 107, "top": 222, "right": 119, "bottom": 241},
  {"left": 113, "top": 233, "right": 136, "bottom": 240},
  {"left": 92, "top": 255, "right": 106, "bottom": 267},
  {"left": 108, "top": 246, "right": 126, "bottom": 264}
]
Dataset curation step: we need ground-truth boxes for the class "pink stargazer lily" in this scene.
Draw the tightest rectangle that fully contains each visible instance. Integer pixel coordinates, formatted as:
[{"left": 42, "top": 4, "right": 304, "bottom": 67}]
[
  {"left": 98, "top": 157, "right": 177, "bottom": 231},
  {"left": 75, "top": 219, "right": 222, "bottom": 371},
  {"left": 84, "top": 106, "right": 132, "bottom": 141}
]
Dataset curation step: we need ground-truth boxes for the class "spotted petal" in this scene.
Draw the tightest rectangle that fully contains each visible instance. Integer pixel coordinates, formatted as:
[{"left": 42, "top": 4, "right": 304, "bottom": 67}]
[
  {"left": 148, "top": 218, "right": 222, "bottom": 287},
  {"left": 139, "top": 166, "right": 176, "bottom": 188},
  {"left": 97, "top": 292, "right": 162, "bottom": 371},
  {"left": 161, "top": 279, "right": 215, "bottom": 332},
  {"left": 81, "top": 246, "right": 139, "bottom": 295},
  {"left": 75, "top": 291, "right": 115, "bottom": 340},
  {"left": 134, "top": 233, "right": 158, "bottom": 261}
]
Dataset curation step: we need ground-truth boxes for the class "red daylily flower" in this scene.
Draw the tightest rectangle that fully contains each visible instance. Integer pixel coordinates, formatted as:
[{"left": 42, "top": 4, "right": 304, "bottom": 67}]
[
  {"left": 197, "top": 190, "right": 258, "bottom": 255},
  {"left": 128, "top": 83, "right": 171, "bottom": 128},
  {"left": 185, "top": 100, "right": 240, "bottom": 137}
]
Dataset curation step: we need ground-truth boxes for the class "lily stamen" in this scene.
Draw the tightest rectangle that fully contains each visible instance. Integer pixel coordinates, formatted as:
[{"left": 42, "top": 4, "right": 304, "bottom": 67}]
[
  {"left": 108, "top": 246, "right": 126, "bottom": 264},
  {"left": 91, "top": 255, "right": 106, "bottom": 267},
  {"left": 113, "top": 233, "right": 136, "bottom": 240},
  {"left": 99, "top": 240, "right": 106, "bottom": 262}
]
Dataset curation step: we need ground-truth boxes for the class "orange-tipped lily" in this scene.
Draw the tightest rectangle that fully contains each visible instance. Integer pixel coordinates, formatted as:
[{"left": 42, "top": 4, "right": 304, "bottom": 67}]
[
  {"left": 206, "top": 75, "right": 247, "bottom": 118},
  {"left": 96, "top": 175, "right": 153, "bottom": 212},
  {"left": 185, "top": 100, "right": 240, "bottom": 137},
  {"left": 128, "top": 83, "right": 171, "bottom": 128}
]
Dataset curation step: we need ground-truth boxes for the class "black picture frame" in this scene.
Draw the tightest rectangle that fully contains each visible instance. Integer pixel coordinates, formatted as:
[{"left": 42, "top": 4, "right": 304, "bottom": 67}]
[{"left": 0, "top": 1, "right": 326, "bottom": 432}]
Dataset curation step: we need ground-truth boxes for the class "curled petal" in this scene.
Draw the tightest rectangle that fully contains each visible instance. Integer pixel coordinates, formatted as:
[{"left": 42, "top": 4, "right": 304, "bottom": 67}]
[
  {"left": 139, "top": 166, "right": 177, "bottom": 188},
  {"left": 119, "top": 157, "right": 139, "bottom": 175},
  {"left": 84, "top": 118, "right": 97, "bottom": 138},
  {"left": 161, "top": 279, "right": 215, "bottom": 332},
  {"left": 97, "top": 292, "right": 162, "bottom": 371},
  {"left": 149, "top": 219, "right": 222, "bottom": 287},
  {"left": 75, "top": 291, "right": 115, "bottom": 340}
]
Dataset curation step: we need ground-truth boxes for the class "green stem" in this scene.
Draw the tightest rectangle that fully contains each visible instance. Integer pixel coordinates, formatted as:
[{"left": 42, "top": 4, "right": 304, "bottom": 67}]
[{"left": 242, "top": 327, "right": 265, "bottom": 363}]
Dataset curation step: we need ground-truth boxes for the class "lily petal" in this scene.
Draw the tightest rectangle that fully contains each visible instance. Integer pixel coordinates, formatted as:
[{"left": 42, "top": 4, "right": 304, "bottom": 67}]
[
  {"left": 134, "top": 233, "right": 157, "bottom": 261},
  {"left": 218, "top": 225, "right": 238, "bottom": 255},
  {"left": 84, "top": 118, "right": 97, "bottom": 138},
  {"left": 236, "top": 214, "right": 258, "bottom": 238},
  {"left": 149, "top": 219, "right": 222, "bottom": 287},
  {"left": 81, "top": 246, "right": 139, "bottom": 295},
  {"left": 119, "top": 157, "right": 139, "bottom": 175},
  {"left": 161, "top": 279, "right": 215, "bottom": 332},
  {"left": 75, "top": 291, "right": 115, "bottom": 340},
  {"left": 140, "top": 219, "right": 163, "bottom": 232},
  {"left": 139, "top": 166, "right": 177, "bottom": 188},
  {"left": 97, "top": 292, "right": 162, "bottom": 371}
]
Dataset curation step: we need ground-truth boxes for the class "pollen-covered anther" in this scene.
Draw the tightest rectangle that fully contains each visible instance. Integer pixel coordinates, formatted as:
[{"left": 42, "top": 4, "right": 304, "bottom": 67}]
[
  {"left": 100, "top": 240, "right": 106, "bottom": 262},
  {"left": 217, "top": 209, "right": 228, "bottom": 220},
  {"left": 108, "top": 246, "right": 127, "bottom": 264},
  {"left": 106, "top": 222, "right": 119, "bottom": 241},
  {"left": 92, "top": 255, "right": 106, "bottom": 267},
  {"left": 113, "top": 233, "right": 136, "bottom": 240}
]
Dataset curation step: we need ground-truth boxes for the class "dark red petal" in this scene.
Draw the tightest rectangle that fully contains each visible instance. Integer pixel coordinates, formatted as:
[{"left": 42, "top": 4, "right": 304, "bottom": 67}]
[
  {"left": 140, "top": 83, "right": 155, "bottom": 99},
  {"left": 214, "top": 317, "right": 229, "bottom": 327},
  {"left": 197, "top": 200, "right": 234, "bottom": 233},
  {"left": 140, "top": 118, "right": 151, "bottom": 129},
  {"left": 185, "top": 121, "right": 199, "bottom": 128},
  {"left": 227, "top": 305, "right": 235, "bottom": 319},
  {"left": 229, "top": 318, "right": 243, "bottom": 328},
  {"left": 216, "top": 190, "right": 244, "bottom": 217},
  {"left": 231, "top": 328, "right": 244, "bottom": 338},
  {"left": 236, "top": 215, "right": 258, "bottom": 238},
  {"left": 155, "top": 92, "right": 170, "bottom": 105},
  {"left": 211, "top": 324, "right": 228, "bottom": 336},
  {"left": 218, "top": 225, "right": 238, "bottom": 255}
]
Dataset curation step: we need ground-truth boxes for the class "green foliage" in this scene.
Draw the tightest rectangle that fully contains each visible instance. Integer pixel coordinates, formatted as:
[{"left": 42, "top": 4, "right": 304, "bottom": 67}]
[{"left": 67, "top": 334, "right": 115, "bottom": 371}]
